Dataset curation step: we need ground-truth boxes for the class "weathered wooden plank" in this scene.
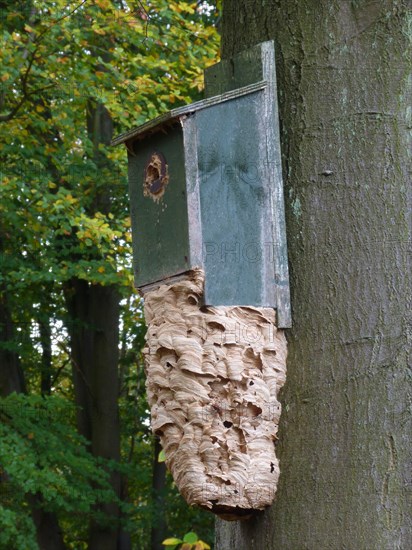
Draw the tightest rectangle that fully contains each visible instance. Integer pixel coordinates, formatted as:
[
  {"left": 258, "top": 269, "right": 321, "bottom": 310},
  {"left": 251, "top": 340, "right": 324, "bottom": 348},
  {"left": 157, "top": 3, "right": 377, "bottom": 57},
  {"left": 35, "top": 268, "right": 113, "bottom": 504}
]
[
  {"left": 204, "top": 41, "right": 291, "bottom": 326},
  {"left": 111, "top": 80, "right": 267, "bottom": 146},
  {"left": 118, "top": 40, "right": 291, "bottom": 327},
  {"left": 128, "top": 125, "right": 191, "bottom": 287},
  {"left": 193, "top": 89, "right": 275, "bottom": 307}
]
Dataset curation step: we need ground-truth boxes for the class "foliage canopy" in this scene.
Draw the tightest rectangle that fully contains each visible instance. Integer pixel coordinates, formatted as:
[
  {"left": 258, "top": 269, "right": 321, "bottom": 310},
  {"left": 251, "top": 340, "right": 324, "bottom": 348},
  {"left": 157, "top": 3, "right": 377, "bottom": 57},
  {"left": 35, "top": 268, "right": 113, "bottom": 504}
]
[{"left": 0, "top": 1, "right": 219, "bottom": 547}]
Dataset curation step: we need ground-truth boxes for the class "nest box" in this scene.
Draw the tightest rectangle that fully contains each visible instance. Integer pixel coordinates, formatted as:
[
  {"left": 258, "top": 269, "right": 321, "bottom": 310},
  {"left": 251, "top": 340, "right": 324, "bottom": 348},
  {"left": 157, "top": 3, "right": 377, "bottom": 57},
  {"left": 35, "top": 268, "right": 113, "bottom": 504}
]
[{"left": 112, "top": 41, "right": 291, "bottom": 327}]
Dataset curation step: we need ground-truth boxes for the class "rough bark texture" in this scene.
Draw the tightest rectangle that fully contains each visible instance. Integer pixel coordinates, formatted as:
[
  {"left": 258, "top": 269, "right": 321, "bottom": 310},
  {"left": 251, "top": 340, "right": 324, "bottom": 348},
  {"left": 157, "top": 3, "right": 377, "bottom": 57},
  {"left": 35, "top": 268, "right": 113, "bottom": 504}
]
[
  {"left": 143, "top": 269, "right": 287, "bottom": 519},
  {"left": 216, "top": 1, "right": 411, "bottom": 548}
]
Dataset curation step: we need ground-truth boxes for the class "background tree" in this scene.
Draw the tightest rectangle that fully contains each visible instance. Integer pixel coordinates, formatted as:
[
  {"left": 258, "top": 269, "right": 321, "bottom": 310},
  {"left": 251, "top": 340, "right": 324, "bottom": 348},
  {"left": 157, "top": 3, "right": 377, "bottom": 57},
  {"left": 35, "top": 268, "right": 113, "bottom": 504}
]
[
  {"left": 0, "top": 1, "right": 219, "bottom": 548},
  {"left": 215, "top": 1, "right": 411, "bottom": 548}
]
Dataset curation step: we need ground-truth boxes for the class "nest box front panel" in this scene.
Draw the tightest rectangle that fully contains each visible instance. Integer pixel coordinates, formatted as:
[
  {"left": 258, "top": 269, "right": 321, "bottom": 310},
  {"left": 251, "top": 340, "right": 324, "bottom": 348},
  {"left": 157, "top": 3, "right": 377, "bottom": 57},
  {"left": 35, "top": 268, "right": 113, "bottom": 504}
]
[{"left": 128, "top": 125, "right": 191, "bottom": 287}]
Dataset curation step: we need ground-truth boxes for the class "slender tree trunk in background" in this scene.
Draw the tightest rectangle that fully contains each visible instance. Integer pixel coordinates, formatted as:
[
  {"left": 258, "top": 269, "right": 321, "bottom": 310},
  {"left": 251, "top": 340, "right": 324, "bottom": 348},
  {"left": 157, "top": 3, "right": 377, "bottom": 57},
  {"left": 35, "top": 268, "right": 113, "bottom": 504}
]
[
  {"left": 64, "top": 98, "right": 130, "bottom": 548},
  {"left": 29, "top": 504, "right": 67, "bottom": 550},
  {"left": 65, "top": 278, "right": 94, "bottom": 441},
  {"left": 87, "top": 284, "right": 122, "bottom": 550},
  {"left": 0, "top": 233, "right": 25, "bottom": 395},
  {"left": 65, "top": 280, "right": 123, "bottom": 550},
  {"left": 0, "top": 289, "right": 25, "bottom": 396},
  {"left": 39, "top": 311, "right": 52, "bottom": 396},
  {"left": 216, "top": 1, "right": 411, "bottom": 549},
  {"left": 151, "top": 436, "right": 167, "bottom": 550}
]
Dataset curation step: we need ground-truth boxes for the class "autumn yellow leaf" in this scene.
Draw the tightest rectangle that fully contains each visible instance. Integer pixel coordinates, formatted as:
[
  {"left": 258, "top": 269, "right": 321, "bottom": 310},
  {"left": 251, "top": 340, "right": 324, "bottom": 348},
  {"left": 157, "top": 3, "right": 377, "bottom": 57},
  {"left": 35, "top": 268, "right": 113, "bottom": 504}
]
[
  {"left": 162, "top": 538, "right": 182, "bottom": 546},
  {"left": 95, "top": 0, "right": 110, "bottom": 8}
]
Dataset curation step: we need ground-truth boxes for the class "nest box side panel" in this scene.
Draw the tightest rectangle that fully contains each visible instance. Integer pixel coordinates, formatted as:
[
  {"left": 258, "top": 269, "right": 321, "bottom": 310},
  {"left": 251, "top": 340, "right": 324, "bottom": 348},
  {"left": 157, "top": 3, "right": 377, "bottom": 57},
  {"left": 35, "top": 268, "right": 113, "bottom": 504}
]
[
  {"left": 128, "top": 126, "right": 191, "bottom": 287},
  {"left": 204, "top": 40, "right": 291, "bottom": 327},
  {"left": 195, "top": 90, "right": 276, "bottom": 308}
]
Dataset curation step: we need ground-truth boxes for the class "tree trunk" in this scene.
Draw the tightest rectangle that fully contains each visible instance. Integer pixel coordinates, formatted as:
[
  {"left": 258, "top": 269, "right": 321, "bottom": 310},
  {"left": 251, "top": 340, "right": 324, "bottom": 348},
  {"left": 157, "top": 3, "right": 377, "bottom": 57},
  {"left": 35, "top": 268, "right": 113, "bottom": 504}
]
[
  {"left": 216, "top": 1, "right": 411, "bottom": 549},
  {"left": 39, "top": 310, "right": 52, "bottom": 396},
  {"left": 63, "top": 86, "right": 128, "bottom": 547},
  {"left": 151, "top": 436, "right": 167, "bottom": 550},
  {"left": 87, "top": 283, "right": 122, "bottom": 550},
  {"left": 0, "top": 289, "right": 25, "bottom": 396},
  {"left": 0, "top": 231, "right": 25, "bottom": 395},
  {"left": 65, "top": 281, "right": 122, "bottom": 549},
  {"left": 65, "top": 278, "right": 94, "bottom": 441},
  {"left": 29, "top": 499, "right": 67, "bottom": 550}
]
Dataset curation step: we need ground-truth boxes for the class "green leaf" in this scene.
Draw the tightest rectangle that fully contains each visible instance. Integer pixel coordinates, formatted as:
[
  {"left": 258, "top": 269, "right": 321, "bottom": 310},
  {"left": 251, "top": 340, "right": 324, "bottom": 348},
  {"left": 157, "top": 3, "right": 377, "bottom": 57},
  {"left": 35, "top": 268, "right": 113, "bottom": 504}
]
[
  {"left": 183, "top": 532, "right": 198, "bottom": 544},
  {"left": 0, "top": 0, "right": 218, "bottom": 545},
  {"left": 158, "top": 449, "right": 166, "bottom": 462}
]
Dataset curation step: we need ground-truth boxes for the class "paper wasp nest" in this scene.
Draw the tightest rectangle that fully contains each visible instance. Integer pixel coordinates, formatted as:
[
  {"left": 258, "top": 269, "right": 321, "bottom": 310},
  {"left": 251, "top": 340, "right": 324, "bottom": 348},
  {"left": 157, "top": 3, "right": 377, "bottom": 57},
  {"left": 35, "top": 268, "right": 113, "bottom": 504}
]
[{"left": 143, "top": 268, "right": 287, "bottom": 520}]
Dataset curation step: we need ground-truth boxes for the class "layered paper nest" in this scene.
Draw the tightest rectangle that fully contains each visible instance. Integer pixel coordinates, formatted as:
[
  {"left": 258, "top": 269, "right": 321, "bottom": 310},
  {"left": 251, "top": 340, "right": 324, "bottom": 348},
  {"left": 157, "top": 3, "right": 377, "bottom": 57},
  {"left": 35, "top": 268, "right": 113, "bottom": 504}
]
[{"left": 143, "top": 269, "right": 287, "bottom": 520}]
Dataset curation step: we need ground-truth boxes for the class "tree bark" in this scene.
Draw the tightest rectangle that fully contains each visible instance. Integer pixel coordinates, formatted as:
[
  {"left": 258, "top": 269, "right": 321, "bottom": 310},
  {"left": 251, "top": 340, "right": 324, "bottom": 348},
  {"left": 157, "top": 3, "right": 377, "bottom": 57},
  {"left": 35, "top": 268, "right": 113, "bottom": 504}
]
[
  {"left": 29, "top": 499, "right": 67, "bottom": 550},
  {"left": 65, "top": 280, "right": 122, "bottom": 549},
  {"left": 65, "top": 278, "right": 94, "bottom": 441},
  {"left": 0, "top": 233, "right": 25, "bottom": 396},
  {"left": 151, "top": 436, "right": 167, "bottom": 550},
  {"left": 216, "top": 1, "right": 412, "bottom": 549},
  {"left": 0, "top": 289, "right": 25, "bottom": 396},
  {"left": 63, "top": 83, "right": 127, "bottom": 547},
  {"left": 39, "top": 310, "right": 52, "bottom": 396}
]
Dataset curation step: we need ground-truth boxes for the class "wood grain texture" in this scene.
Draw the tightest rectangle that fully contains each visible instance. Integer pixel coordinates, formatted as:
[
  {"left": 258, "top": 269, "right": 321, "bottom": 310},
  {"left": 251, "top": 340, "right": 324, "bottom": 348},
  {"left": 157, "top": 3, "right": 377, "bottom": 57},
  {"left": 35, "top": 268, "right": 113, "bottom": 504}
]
[
  {"left": 125, "top": 65, "right": 290, "bottom": 323},
  {"left": 203, "top": 42, "right": 291, "bottom": 327}
]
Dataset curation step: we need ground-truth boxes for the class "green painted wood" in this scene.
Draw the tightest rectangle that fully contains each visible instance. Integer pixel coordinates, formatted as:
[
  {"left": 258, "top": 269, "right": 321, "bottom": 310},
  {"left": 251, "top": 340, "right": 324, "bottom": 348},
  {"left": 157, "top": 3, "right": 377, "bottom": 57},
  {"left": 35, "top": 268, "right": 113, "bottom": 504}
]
[
  {"left": 204, "top": 41, "right": 265, "bottom": 98},
  {"left": 118, "top": 41, "right": 291, "bottom": 326},
  {"left": 128, "top": 125, "right": 191, "bottom": 287},
  {"left": 111, "top": 81, "right": 266, "bottom": 146},
  {"left": 203, "top": 41, "right": 291, "bottom": 326},
  {"left": 192, "top": 89, "right": 274, "bottom": 307}
]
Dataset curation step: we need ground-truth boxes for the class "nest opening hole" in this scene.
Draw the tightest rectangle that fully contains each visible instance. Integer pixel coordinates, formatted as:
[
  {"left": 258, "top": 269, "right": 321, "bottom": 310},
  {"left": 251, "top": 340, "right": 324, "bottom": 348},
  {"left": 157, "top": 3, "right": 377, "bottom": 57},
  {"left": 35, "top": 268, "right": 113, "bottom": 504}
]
[{"left": 146, "top": 164, "right": 160, "bottom": 185}]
